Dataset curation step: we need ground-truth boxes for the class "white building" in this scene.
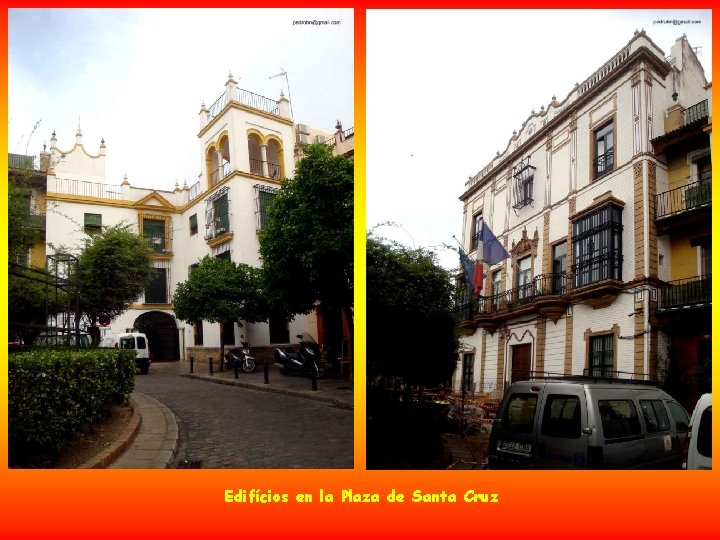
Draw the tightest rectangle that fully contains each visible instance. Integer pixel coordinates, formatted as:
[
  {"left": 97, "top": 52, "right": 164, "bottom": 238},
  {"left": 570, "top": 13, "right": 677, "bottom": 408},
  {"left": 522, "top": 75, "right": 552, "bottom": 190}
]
[
  {"left": 455, "top": 32, "right": 711, "bottom": 402},
  {"left": 38, "top": 74, "right": 353, "bottom": 363}
]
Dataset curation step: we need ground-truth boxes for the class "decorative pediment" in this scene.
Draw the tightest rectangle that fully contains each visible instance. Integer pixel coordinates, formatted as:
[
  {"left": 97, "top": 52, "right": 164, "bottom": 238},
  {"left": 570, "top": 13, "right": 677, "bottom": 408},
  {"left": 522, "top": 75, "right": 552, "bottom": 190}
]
[
  {"left": 511, "top": 227, "right": 539, "bottom": 259},
  {"left": 134, "top": 191, "right": 175, "bottom": 210}
]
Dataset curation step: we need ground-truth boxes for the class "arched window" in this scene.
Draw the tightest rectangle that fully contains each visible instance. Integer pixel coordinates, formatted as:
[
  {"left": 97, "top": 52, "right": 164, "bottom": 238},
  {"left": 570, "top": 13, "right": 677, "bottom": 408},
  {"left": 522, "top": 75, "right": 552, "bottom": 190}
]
[
  {"left": 218, "top": 135, "right": 231, "bottom": 179},
  {"left": 206, "top": 146, "right": 219, "bottom": 187},
  {"left": 247, "top": 133, "right": 263, "bottom": 176},
  {"left": 266, "top": 138, "right": 284, "bottom": 180}
]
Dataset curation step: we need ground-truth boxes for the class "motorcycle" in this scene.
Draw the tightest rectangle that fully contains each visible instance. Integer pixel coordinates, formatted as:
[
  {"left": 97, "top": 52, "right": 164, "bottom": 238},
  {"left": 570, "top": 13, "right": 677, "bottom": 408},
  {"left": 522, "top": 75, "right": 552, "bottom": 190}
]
[
  {"left": 274, "top": 333, "right": 326, "bottom": 378},
  {"left": 223, "top": 341, "right": 256, "bottom": 373}
]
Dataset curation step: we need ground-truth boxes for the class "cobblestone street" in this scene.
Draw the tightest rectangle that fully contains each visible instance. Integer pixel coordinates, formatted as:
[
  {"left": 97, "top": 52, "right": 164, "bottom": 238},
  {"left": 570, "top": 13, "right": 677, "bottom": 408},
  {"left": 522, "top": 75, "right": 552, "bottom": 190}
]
[{"left": 135, "top": 362, "right": 353, "bottom": 469}]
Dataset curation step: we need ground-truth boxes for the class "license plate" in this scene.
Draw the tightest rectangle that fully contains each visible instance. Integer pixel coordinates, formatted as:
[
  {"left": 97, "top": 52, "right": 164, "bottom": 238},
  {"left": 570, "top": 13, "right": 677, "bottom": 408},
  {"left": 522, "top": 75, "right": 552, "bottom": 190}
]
[{"left": 498, "top": 440, "right": 531, "bottom": 455}]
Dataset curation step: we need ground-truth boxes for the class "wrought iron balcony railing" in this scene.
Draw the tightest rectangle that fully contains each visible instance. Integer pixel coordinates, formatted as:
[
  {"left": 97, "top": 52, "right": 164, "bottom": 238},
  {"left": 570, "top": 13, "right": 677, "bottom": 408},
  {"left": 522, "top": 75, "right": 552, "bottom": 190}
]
[
  {"left": 9, "top": 153, "right": 36, "bottom": 169},
  {"left": 210, "top": 162, "right": 231, "bottom": 185},
  {"left": 476, "top": 273, "right": 571, "bottom": 315},
  {"left": 659, "top": 275, "right": 711, "bottom": 310},
  {"left": 655, "top": 179, "right": 711, "bottom": 220},
  {"left": 28, "top": 213, "right": 46, "bottom": 230},
  {"left": 593, "top": 148, "right": 614, "bottom": 178},
  {"left": 249, "top": 158, "right": 264, "bottom": 176},
  {"left": 685, "top": 99, "right": 709, "bottom": 125},
  {"left": 188, "top": 181, "right": 201, "bottom": 201},
  {"left": 268, "top": 162, "right": 281, "bottom": 179},
  {"left": 207, "top": 88, "right": 280, "bottom": 122}
]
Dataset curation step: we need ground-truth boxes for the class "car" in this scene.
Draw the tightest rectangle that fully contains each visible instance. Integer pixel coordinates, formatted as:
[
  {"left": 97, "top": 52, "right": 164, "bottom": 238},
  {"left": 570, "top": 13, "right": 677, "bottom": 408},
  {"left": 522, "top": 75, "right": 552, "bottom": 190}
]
[
  {"left": 32, "top": 331, "right": 91, "bottom": 349},
  {"left": 683, "top": 393, "right": 712, "bottom": 470},
  {"left": 98, "top": 332, "right": 152, "bottom": 374},
  {"left": 488, "top": 376, "right": 690, "bottom": 469}
]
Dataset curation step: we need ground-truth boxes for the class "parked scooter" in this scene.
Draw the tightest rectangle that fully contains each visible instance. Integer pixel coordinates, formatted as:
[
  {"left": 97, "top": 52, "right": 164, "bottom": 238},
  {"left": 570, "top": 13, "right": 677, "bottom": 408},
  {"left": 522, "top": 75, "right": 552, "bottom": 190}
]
[
  {"left": 223, "top": 340, "right": 256, "bottom": 373},
  {"left": 274, "top": 333, "right": 326, "bottom": 378}
]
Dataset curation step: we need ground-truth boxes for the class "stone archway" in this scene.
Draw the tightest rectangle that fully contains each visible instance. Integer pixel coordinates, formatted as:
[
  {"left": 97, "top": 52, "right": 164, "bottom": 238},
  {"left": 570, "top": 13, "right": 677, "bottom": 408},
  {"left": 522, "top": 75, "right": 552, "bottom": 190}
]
[{"left": 134, "top": 311, "right": 179, "bottom": 362}]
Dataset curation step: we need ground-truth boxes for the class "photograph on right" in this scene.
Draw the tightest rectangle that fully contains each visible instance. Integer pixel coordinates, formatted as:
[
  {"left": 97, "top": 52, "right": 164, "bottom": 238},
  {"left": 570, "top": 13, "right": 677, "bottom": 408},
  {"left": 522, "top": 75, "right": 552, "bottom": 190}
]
[{"left": 366, "top": 9, "right": 712, "bottom": 470}]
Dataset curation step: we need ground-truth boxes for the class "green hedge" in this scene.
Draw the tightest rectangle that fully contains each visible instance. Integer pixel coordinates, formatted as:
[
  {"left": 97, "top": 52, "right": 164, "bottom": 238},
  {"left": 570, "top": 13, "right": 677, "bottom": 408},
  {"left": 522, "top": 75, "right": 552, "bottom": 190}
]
[{"left": 8, "top": 348, "right": 136, "bottom": 467}]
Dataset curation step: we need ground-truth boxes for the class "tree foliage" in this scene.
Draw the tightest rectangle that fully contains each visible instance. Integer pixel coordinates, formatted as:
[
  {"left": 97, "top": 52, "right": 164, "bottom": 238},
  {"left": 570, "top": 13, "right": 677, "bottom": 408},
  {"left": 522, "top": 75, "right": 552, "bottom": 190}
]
[
  {"left": 172, "top": 256, "right": 269, "bottom": 325},
  {"left": 8, "top": 172, "right": 40, "bottom": 263},
  {"left": 258, "top": 144, "right": 354, "bottom": 316},
  {"left": 76, "top": 224, "right": 155, "bottom": 329},
  {"left": 367, "top": 235, "right": 459, "bottom": 387},
  {"left": 9, "top": 268, "right": 68, "bottom": 344}
]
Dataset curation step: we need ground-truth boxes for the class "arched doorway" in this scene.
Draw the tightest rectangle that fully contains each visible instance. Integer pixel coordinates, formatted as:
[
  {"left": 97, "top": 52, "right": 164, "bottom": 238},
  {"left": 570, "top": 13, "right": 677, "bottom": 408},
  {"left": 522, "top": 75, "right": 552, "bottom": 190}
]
[{"left": 134, "top": 311, "right": 179, "bottom": 362}]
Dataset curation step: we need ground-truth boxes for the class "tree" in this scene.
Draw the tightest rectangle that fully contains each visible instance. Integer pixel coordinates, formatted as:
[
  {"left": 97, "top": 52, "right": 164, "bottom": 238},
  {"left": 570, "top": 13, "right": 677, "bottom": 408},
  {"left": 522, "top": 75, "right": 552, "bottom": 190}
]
[
  {"left": 76, "top": 224, "right": 155, "bottom": 341},
  {"left": 367, "top": 235, "right": 459, "bottom": 388},
  {"left": 172, "top": 256, "right": 269, "bottom": 362},
  {"left": 258, "top": 144, "right": 354, "bottom": 369},
  {"left": 8, "top": 172, "right": 40, "bottom": 263},
  {"left": 8, "top": 268, "right": 67, "bottom": 344}
]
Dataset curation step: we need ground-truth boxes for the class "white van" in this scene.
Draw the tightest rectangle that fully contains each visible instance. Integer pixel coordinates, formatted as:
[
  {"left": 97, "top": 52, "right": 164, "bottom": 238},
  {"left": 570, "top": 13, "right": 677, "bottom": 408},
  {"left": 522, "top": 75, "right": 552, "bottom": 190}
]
[
  {"left": 683, "top": 393, "right": 712, "bottom": 470},
  {"left": 488, "top": 377, "right": 690, "bottom": 469},
  {"left": 99, "top": 332, "right": 151, "bottom": 374}
]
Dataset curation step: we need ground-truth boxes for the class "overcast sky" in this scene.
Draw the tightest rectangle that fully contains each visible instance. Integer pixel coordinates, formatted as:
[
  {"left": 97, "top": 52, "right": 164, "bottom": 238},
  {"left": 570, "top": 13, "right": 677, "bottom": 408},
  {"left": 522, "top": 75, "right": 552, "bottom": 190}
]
[
  {"left": 8, "top": 8, "right": 353, "bottom": 190},
  {"left": 367, "top": 9, "right": 712, "bottom": 270}
]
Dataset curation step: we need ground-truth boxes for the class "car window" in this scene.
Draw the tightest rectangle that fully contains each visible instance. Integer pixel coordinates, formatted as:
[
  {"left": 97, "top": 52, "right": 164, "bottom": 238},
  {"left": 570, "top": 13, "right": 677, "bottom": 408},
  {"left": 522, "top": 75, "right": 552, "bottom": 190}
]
[
  {"left": 598, "top": 400, "right": 642, "bottom": 439},
  {"left": 666, "top": 401, "right": 689, "bottom": 429},
  {"left": 640, "top": 400, "right": 671, "bottom": 433},
  {"left": 120, "top": 336, "right": 135, "bottom": 349},
  {"left": 136, "top": 336, "right": 147, "bottom": 348},
  {"left": 541, "top": 395, "right": 581, "bottom": 438},
  {"left": 697, "top": 407, "right": 712, "bottom": 458},
  {"left": 502, "top": 394, "right": 538, "bottom": 433}
]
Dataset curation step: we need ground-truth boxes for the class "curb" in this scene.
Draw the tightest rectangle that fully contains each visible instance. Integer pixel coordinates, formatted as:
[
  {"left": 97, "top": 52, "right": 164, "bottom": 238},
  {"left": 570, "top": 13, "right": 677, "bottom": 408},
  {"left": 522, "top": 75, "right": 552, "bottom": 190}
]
[
  {"left": 151, "top": 392, "right": 180, "bottom": 469},
  {"left": 180, "top": 373, "right": 354, "bottom": 410},
  {"left": 78, "top": 396, "right": 143, "bottom": 469}
]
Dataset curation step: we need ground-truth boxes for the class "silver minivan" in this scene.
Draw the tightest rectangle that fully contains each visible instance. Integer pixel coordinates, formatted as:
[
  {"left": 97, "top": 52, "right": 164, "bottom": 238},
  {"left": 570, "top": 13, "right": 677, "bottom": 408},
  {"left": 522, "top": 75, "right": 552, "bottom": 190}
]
[{"left": 488, "top": 378, "right": 690, "bottom": 469}]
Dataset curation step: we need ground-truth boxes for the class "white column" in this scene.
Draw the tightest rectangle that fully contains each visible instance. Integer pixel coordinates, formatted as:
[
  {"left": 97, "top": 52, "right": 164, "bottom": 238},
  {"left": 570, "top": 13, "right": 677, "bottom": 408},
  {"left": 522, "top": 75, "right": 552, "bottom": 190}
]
[
  {"left": 260, "top": 144, "right": 269, "bottom": 177},
  {"left": 216, "top": 150, "right": 224, "bottom": 181}
]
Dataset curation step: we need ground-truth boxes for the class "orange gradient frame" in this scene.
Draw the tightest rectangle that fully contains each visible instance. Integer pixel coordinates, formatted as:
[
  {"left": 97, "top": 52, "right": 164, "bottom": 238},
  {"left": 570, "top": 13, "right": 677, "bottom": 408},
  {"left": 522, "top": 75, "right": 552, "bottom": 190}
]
[{"left": 2, "top": 3, "right": 717, "bottom": 539}]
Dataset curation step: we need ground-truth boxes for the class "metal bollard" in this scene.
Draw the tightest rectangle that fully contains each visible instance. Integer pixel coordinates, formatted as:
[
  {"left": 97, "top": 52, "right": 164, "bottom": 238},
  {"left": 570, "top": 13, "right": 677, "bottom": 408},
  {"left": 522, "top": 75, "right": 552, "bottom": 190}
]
[
  {"left": 209, "top": 357, "right": 214, "bottom": 376},
  {"left": 190, "top": 356, "right": 194, "bottom": 374},
  {"left": 311, "top": 363, "right": 318, "bottom": 392},
  {"left": 264, "top": 360, "right": 270, "bottom": 384},
  {"left": 234, "top": 363, "right": 239, "bottom": 379}
]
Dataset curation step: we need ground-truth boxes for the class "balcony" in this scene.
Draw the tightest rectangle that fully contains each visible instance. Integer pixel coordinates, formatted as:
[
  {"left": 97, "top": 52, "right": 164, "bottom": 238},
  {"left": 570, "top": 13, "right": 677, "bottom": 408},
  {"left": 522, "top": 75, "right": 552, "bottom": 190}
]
[
  {"left": 659, "top": 275, "right": 711, "bottom": 311},
  {"left": 471, "top": 273, "right": 572, "bottom": 331},
  {"left": 655, "top": 180, "right": 710, "bottom": 235},
  {"left": 685, "top": 99, "right": 709, "bottom": 125},
  {"left": 8, "top": 153, "right": 36, "bottom": 170},
  {"left": 28, "top": 213, "right": 46, "bottom": 231},
  {"left": 207, "top": 88, "right": 279, "bottom": 122},
  {"left": 593, "top": 148, "right": 614, "bottom": 179},
  {"left": 656, "top": 180, "right": 710, "bottom": 219},
  {"left": 210, "top": 162, "right": 231, "bottom": 185}
]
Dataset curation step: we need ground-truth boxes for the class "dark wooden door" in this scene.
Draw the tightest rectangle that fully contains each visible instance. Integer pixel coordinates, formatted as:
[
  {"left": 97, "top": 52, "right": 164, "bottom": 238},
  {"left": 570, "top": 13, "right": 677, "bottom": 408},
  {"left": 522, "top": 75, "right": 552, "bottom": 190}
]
[{"left": 511, "top": 343, "right": 532, "bottom": 382}]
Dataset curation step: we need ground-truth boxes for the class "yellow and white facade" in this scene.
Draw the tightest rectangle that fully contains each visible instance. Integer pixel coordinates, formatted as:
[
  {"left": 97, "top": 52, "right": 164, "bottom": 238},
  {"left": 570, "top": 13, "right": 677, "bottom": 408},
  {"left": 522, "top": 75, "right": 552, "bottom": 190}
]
[
  {"left": 39, "top": 74, "right": 354, "bottom": 362},
  {"left": 455, "top": 32, "right": 711, "bottom": 409}
]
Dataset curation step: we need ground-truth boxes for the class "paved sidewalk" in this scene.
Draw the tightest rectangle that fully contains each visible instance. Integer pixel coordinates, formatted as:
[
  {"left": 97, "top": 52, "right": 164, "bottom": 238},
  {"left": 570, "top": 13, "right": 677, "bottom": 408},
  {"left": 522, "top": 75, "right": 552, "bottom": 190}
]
[
  {"left": 108, "top": 392, "right": 179, "bottom": 469},
  {"left": 167, "top": 360, "right": 355, "bottom": 410}
]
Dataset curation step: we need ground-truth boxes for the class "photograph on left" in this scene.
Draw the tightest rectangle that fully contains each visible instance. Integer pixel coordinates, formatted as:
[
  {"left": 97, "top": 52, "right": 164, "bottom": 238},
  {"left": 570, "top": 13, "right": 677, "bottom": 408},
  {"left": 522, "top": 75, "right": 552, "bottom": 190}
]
[{"left": 8, "top": 8, "right": 354, "bottom": 469}]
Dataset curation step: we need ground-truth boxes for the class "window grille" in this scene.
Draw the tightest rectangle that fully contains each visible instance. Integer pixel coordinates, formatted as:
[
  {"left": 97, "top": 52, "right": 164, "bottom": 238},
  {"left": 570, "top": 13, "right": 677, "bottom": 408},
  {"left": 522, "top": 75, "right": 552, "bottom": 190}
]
[
  {"left": 255, "top": 184, "right": 279, "bottom": 231},
  {"left": 84, "top": 213, "right": 102, "bottom": 234},
  {"left": 145, "top": 267, "right": 168, "bottom": 304},
  {"left": 571, "top": 203, "right": 623, "bottom": 288},
  {"left": 589, "top": 334, "right": 614, "bottom": 377},
  {"left": 512, "top": 157, "right": 535, "bottom": 210}
]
